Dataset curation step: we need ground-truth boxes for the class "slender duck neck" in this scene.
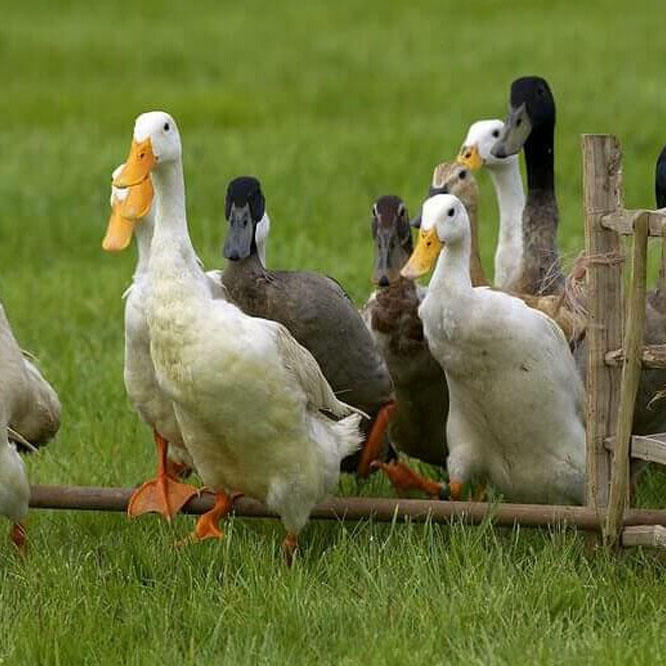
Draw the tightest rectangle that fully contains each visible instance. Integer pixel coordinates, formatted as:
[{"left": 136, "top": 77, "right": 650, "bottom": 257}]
[
  {"left": 133, "top": 213, "right": 154, "bottom": 277},
  {"left": 464, "top": 199, "right": 487, "bottom": 287},
  {"left": 428, "top": 230, "right": 473, "bottom": 299},
  {"left": 149, "top": 160, "right": 200, "bottom": 272},
  {"left": 488, "top": 159, "right": 525, "bottom": 248},
  {"left": 524, "top": 122, "right": 555, "bottom": 193}
]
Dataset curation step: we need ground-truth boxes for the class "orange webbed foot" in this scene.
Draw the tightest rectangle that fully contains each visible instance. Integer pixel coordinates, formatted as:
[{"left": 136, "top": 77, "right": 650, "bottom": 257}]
[
  {"left": 178, "top": 491, "right": 242, "bottom": 546},
  {"left": 127, "top": 475, "right": 199, "bottom": 521},
  {"left": 371, "top": 459, "right": 446, "bottom": 499}
]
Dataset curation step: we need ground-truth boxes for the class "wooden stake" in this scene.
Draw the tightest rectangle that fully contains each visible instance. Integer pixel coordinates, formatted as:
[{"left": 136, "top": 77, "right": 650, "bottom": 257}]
[
  {"left": 605, "top": 214, "right": 648, "bottom": 545},
  {"left": 27, "top": 485, "right": 666, "bottom": 532},
  {"left": 582, "top": 134, "right": 624, "bottom": 510}
]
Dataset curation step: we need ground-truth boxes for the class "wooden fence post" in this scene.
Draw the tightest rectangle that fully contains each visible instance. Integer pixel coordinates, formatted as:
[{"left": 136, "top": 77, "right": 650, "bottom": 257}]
[
  {"left": 582, "top": 134, "right": 624, "bottom": 511},
  {"left": 605, "top": 214, "right": 648, "bottom": 544}
]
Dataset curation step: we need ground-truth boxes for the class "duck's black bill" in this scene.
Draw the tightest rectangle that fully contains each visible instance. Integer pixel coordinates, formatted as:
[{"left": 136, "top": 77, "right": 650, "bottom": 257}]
[
  {"left": 223, "top": 204, "right": 255, "bottom": 261},
  {"left": 491, "top": 103, "right": 532, "bottom": 158}
]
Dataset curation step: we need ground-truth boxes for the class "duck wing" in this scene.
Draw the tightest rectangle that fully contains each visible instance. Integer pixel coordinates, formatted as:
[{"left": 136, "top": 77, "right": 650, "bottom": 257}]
[{"left": 272, "top": 323, "right": 366, "bottom": 420}]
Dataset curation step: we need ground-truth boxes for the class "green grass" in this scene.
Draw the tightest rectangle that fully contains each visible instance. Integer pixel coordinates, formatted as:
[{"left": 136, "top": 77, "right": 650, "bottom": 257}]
[{"left": 1, "top": 1, "right": 666, "bottom": 664}]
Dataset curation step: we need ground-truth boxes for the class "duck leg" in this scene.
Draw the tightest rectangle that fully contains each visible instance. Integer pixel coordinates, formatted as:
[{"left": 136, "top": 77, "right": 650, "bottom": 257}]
[
  {"left": 184, "top": 490, "right": 242, "bottom": 543},
  {"left": 371, "top": 459, "right": 447, "bottom": 499},
  {"left": 10, "top": 522, "right": 26, "bottom": 555},
  {"left": 448, "top": 479, "right": 464, "bottom": 501},
  {"left": 165, "top": 458, "right": 193, "bottom": 480},
  {"left": 282, "top": 532, "right": 299, "bottom": 567},
  {"left": 127, "top": 430, "right": 198, "bottom": 521},
  {"left": 357, "top": 401, "right": 396, "bottom": 478}
]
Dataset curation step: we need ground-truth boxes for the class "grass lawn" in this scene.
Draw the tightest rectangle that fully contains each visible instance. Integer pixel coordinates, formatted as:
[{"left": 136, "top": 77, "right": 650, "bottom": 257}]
[{"left": 2, "top": 1, "right": 666, "bottom": 664}]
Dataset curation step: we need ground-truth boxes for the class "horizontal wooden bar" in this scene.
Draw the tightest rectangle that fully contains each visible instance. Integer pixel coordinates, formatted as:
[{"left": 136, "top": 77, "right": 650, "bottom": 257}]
[
  {"left": 622, "top": 525, "right": 666, "bottom": 548},
  {"left": 28, "top": 485, "right": 666, "bottom": 532},
  {"left": 601, "top": 209, "right": 666, "bottom": 236},
  {"left": 604, "top": 433, "right": 666, "bottom": 466},
  {"left": 605, "top": 344, "right": 666, "bottom": 368}
]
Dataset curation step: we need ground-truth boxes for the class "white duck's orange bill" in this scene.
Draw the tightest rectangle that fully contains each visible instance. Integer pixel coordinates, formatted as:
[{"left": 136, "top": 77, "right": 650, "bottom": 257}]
[
  {"left": 121, "top": 177, "right": 154, "bottom": 221},
  {"left": 102, "top": 203, "right": 136, "bottom": 252},
  {"left": 113, "top": 138, "right": 156, "bottom": 188},
  {"left": 400, "top": 227, "right": 443, "bottom": 279},
  {"left": 456, "top": 144, "right": 483, "bottom": 170}
]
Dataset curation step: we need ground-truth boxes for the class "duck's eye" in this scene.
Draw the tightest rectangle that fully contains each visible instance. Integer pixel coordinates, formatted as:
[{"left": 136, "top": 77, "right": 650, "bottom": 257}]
[
  {"left": 492, "top": 129, "right": 500, "bottom": 138},
  {"left": 447, "top": 208, "right": 455, "bottom": 217},
  {"left": 458, "top": 170, "right": 467, "bottom": 180},
  {"left": 164, "top": 123, "right": 170, "bottom": 131},
  {"left": 139, "top": 152, "right": 146, "bottom": 159}
]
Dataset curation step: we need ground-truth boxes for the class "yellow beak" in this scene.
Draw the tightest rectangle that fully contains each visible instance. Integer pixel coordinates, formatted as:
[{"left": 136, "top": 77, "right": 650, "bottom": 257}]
[
  {"left": 456, "top": 144, "right": 483, "bottom": 170},
  {"left": 113, "top": 138, "right": 156, "bottom": 188},
  {"left": 400, "top": 227, "right": 443, "bottom": 279},
  {"left": 102, "top": 202, "right": 136, "bottom": 252},
  {"left": 120, "top": 177, "right": 154, "bottom": 221}
]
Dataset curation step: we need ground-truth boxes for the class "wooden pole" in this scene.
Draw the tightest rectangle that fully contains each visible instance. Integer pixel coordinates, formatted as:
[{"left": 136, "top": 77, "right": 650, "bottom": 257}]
[
  {"left": 582, "top": 134, "right": 624, "bottom": 510},
  {"left": 605, "top": 214, "right": 648, "bottom": 544},
  {"left": 28, "top": 485, "right": 666, "bottom": 532}
]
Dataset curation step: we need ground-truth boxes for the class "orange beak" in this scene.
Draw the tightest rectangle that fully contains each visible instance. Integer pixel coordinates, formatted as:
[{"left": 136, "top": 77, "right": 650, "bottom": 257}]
[
  {"left": 113, "top": 138, "right": 156, "bottom": 188},
  {"left": 120, "top": 177, "right": 154, "bottom": 221},
  {"left": 400, "top": 227, "right": 443, "bottom": 280},
  {"left": 102, "top": 201, "right": 136, "bottom": 252},
  {"left": 456, "top": 144, "right": 483, "bottom": 170}
]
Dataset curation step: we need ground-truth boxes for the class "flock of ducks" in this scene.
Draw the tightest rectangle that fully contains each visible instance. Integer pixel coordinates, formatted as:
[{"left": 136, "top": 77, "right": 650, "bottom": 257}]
[{"left": 1, "top": 75, "right": 665, "bottom": 563}]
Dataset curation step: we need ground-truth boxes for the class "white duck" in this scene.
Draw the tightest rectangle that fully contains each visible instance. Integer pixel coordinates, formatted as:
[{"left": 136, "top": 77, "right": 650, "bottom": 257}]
[
  {"left": 104, "top": 170, "right": 217, "bottom": 519},
  {"left": 402, "top": 194, "right": 585, "bottom": 505},
  {"left": 457, "top": 119, "right": 526, "bottom": 292},
  {"left": 112, "top": 112, "right": 363, "bottom": 561},
  {"left": 0, "top": 303, "right": 61, "bottom": 551}
]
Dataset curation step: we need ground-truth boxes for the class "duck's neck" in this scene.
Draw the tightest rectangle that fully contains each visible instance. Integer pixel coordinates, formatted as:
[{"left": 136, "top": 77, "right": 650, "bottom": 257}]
[
  {"left": 488, "top": 159, "right": 525, "bottom": 249},
  {"left": 133, "top": 214, "right": 154, "bottom": 277},
  {"left": 149, "top": 161, "right": 200, "bottom": 273},
  {"left": 428, "top": 232, "right": 473, "bottom": 298},
  {"left": 224, "top": 251, "right": 266, "bottom": 283},
  {"left": 524, "top": 122, "right": 555, "bottom": 193},
  {"left": 465, "top": 200, "right": 487, "bottom": 287}
]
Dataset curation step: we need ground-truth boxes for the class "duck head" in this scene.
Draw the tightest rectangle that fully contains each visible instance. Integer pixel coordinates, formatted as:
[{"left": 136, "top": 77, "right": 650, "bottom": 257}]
[
  {"left": 411, "top": 162, "right": 477, "bottom": 229},
  {"left": 114, "top": 111, "right": 182, "bottom": 186},
  {"left": 107, "top": 111, "right": 179, "bottom": 250},
  {"left": 401, "top": 194, "right": 469, "bottom": 279},
  {"left": 223, "top": 176, "right": 271, "bottom": 265},
  {"left": 102, "top": 164, "right": 154, "bottom": 252},
  {"left": 457, "top": 119, "right": 517, "bottom": 170},
  {"left": 370, "top": 195, "right": 412, "bottom": 287},
  {"left": 656, "top": 145, "right": 666, "bottom": 208},
  {"left": 491, "top": 76, "right": 555, "bottom": 159}
]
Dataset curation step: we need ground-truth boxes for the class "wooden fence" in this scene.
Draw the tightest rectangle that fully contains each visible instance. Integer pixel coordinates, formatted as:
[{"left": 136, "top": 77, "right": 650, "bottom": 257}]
[{"left": 28, "top": 134, "right": 666, "bottom": 549}]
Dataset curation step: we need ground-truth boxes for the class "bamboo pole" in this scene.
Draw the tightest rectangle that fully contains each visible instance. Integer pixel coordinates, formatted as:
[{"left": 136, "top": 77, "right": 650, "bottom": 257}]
[
  {"left": 605, "top": 214, "right": 648, "bottom": 545},
  {"left": 28, "top": 485, "right": 666, "bottom": 532},
  {"left": 582, "top": 134, "right": 624, "bottom": 510}
]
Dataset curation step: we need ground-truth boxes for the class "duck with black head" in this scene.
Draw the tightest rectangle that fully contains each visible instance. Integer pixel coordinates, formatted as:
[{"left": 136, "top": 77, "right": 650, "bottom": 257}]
[
  {"left": 492, "top": 76, "right": 565, "bottom": 296},
  {"left": 221, "top": 176, "right": 396, "bottom": 478},
  {"left": 361, "top": 195, "right": 448, "bottom": 497}
]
